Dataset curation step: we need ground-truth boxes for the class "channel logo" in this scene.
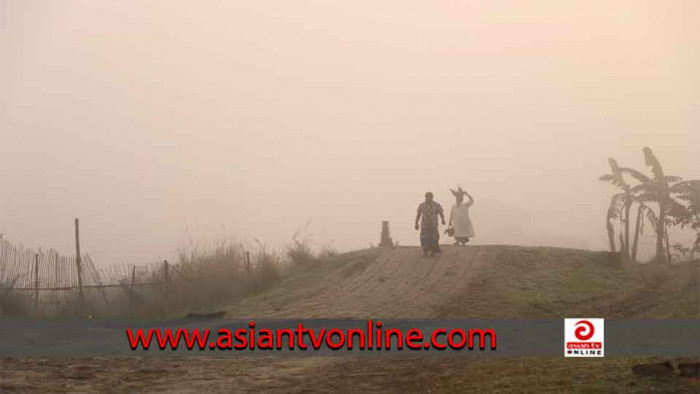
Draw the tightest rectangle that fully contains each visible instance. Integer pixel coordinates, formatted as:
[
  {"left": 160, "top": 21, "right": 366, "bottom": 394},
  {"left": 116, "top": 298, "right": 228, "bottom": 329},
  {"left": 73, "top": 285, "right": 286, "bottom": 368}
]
[{"left": 564, "top": 318, "right": 604, "bottom": 357}]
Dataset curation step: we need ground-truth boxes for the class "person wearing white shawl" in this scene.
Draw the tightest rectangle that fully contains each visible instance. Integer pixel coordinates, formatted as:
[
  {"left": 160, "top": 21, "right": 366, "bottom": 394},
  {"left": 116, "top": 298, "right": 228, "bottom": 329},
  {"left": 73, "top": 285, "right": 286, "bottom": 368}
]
[{"left": 447, "top": 187, "right": 475, "bottom": 245}]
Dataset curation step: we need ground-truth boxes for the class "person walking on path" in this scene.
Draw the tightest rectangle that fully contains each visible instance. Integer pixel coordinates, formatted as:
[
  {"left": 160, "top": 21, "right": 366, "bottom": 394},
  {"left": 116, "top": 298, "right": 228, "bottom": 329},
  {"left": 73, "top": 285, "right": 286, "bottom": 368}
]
[
  {"left": 447, "top": 187, "right": 475, "bottom": 245},
  {"left": 415, "top": 191, "right": 445, "bottom": 257}
]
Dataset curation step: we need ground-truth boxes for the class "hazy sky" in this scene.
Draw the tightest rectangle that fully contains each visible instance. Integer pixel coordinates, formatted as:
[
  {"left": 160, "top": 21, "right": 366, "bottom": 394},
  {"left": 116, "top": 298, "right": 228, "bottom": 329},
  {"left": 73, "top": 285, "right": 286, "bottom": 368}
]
[{"left": 2, "top": 1, "right": 698, "bottom": 266}]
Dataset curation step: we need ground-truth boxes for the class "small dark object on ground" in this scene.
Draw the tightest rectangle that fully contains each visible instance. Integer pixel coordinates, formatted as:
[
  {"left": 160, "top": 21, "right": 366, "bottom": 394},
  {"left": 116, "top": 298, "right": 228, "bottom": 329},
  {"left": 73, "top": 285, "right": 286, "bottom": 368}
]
[
  {"left": 185, "top": 311, "right": 226, "bottom": 320},
  {"left": 379, "top": 221, "right": 394, "bottom": 247},
  {"left": 678, "top": 362, "right": 700, "bottom": 377},
  {"left": 632, "top": 361, "right": 675, "bottom": 376}
]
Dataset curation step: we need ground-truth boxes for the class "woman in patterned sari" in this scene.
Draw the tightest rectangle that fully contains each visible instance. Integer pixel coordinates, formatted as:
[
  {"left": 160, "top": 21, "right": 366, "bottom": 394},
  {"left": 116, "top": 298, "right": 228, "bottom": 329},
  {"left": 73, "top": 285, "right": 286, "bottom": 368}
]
[{"left": 415, "top": 192, "right": 446, "bottom": 257}]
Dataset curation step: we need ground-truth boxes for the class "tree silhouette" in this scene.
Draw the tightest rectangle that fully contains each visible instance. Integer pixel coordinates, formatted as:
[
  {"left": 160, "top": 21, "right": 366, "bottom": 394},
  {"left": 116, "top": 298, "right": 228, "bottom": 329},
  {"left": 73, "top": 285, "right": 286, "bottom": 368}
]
[
  {"left": 600, "top": 158, "right": 634, "bottom": 259},
  {"left": 600, "top": 148, "right": 697, "bottom": 263}
]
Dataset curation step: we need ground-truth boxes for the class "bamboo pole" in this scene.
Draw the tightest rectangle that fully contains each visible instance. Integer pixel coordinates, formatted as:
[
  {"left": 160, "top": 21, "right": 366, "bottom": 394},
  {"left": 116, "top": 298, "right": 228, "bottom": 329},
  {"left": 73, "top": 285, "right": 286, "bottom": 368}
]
[
  {"left": 163, "top": 260, "right": 169, "bottom": 298},
  {"left": 129, "top": 265, "right": 136, "bottom": 311},
  {"left": 34, "top": 253, "right": 39, "bottom": 315},
  {"left": 75, "top": 218, "right": 85, "bottom": 314},
  {"left": 163, "top": 260, "right": 170, "bottom": 315},
  {"left": 55, "top": 252, "right": 61, "bottom": 316}
]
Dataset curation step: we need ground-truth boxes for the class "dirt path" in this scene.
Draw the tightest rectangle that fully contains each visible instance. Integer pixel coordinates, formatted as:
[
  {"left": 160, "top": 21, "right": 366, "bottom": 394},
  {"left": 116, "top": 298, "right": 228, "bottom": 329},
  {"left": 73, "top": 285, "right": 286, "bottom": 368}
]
[
  {"left": 227, "top": 245, "right": 491, "bottom": 318},
  {"left": 2, "top": 356, "right": 696, "bottom": 393}
]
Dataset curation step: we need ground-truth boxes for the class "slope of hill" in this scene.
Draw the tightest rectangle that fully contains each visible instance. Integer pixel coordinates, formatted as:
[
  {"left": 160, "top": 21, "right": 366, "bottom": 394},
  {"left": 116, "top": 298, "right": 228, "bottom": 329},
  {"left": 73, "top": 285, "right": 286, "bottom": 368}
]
[
  {"left": 226, "top": 244, "right": 698, "bottom": 319},
  {"left": 2, "top": 245, "right": 698, "bottom": 393}
]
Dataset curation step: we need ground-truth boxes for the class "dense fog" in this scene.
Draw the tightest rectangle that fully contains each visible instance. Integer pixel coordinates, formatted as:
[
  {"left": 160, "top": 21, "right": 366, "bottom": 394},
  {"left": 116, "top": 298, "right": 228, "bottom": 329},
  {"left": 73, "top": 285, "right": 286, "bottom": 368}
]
[{"left": 2, "top": 1, "right": 698, "bottom": 265}]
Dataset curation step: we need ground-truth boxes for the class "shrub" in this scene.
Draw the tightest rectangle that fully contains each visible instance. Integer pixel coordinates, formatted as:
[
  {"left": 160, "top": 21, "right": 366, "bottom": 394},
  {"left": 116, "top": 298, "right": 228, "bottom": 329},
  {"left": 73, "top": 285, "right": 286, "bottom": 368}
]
[
  {"left": 113, "top": 240, "right": 283, "bottom": 319},
  {"left": 287, "top": 239, "right": 319, "bottom": 267}
]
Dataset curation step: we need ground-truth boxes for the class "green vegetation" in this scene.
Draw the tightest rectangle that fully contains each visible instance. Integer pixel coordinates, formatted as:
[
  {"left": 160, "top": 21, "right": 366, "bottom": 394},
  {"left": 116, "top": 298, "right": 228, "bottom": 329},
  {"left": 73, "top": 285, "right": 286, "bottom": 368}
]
[
  {"left": 600, "top": 147, "right": 700, "bottom": 263},
  {"left": 218, "top": 244, "right": 700, "bottom": 392},
  {"left": 438, "top": 245, "right": 698, "bottom": 318},
  {"left": 223, "top": 244, "right": 698, "bottom": 320}
]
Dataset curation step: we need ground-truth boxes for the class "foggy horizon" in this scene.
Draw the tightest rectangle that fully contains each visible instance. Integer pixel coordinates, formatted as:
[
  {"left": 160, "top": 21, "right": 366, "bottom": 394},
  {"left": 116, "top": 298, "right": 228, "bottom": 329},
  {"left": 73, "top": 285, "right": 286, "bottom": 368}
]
[{"left": 3, "top": 1, "right": 699, "bottom": 267}]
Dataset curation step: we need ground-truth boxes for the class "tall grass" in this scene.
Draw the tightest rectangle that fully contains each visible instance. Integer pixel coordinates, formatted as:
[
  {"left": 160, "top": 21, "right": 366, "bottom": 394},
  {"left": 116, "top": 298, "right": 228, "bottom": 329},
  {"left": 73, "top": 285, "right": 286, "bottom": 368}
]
[
  {"left": 286, "top": 229, "right": 336, "bottom": 268},
  {"left": 287, "top": 239, "right": 319, "bottom": 267},
  {"left": 2, "top": 233, "right": 337, "bottom": 320},
  {"left": 121, "top": 240, "right": 283, "bottom": 319}
]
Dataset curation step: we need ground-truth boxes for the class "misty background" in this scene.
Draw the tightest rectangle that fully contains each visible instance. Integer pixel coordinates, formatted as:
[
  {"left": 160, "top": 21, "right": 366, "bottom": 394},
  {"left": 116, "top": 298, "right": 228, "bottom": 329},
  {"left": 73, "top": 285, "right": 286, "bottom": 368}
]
[{"left": 2, "top": 1, "right": 698, "bottom": 267}]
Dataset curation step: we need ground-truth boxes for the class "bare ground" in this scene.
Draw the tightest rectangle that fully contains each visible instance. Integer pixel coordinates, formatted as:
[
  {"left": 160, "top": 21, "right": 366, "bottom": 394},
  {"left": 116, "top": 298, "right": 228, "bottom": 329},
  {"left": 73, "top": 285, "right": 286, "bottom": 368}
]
[{"left": 1, "top": 356, "right": 698, "bottom": 393}]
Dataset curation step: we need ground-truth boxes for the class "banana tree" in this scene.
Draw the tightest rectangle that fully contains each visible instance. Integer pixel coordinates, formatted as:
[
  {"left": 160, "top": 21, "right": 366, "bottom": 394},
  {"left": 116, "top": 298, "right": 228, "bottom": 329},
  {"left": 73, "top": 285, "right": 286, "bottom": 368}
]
[
  {"left": 624, "top": 147, "right": 686, "bottom": 263},
  {"left": 600, "top": 158, "right": 652, "bottom": 260},
  {"left": 630, "top": 202, "right": 658, "bottom": 262},
  {"left": 644, "top": 147, "right": 670, "bottom": 262},
  {"left": 604, "top": 193, "right": 625, "bottom": 254},
  {"left": 670, "top": 180, "right": 700, "bottom": 261},
  {"left": 600, "top": 158, "right": 636, "bottom": 260},
  {"left": 601, "top": 163, "right": 664, "bottom": 263},
  {"left": 624, "top": 169, "right": 662, "bottom": 262}
]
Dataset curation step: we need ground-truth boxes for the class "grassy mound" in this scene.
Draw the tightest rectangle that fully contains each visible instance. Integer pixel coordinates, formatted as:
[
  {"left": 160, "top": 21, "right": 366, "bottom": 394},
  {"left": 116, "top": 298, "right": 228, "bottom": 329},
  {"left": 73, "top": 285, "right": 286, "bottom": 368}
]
[
  {"left": 225, "top": 244, "right": 698, "bottom": 319},
  {"left": 3, "top": 244, "right": 698, "bottom": 393}
]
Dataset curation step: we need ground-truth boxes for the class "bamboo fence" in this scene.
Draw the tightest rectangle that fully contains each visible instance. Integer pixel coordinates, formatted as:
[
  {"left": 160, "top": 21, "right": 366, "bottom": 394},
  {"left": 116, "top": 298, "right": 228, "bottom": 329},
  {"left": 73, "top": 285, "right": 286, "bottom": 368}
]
[{"left": 0, "top": 236, "right": 168, "bottom": 318}]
